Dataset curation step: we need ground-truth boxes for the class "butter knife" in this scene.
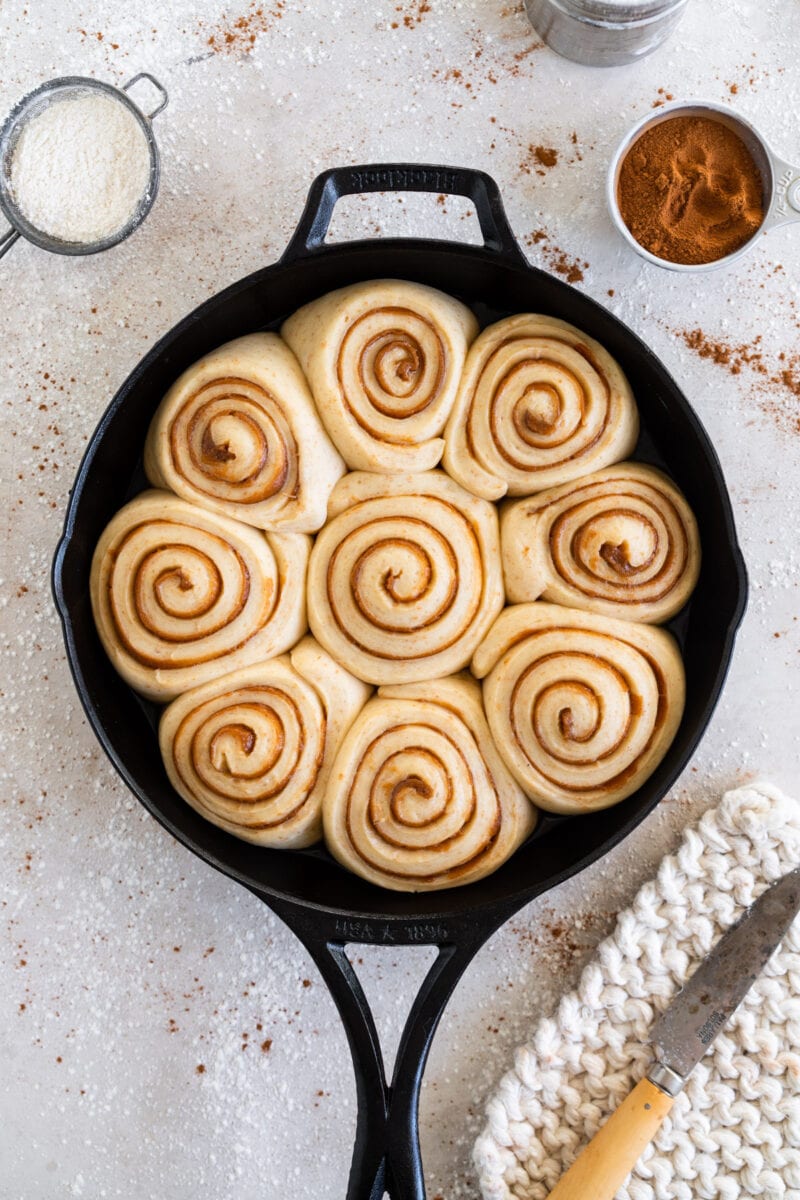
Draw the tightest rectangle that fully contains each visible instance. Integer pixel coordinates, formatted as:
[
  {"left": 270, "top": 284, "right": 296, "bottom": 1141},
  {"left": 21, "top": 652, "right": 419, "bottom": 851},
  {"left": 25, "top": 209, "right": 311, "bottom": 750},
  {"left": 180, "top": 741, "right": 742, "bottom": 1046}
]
[{"left": 545, "top": 864, "right": 800, "bottom": 1200}]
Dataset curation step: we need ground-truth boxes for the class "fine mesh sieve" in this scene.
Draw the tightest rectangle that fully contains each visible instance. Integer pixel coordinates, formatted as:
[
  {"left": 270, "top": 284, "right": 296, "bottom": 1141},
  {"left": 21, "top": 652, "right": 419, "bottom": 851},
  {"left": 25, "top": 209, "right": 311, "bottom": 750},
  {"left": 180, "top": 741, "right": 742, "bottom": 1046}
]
[{"left": 0, "top": 73, "right": 168, "bottom": 260}]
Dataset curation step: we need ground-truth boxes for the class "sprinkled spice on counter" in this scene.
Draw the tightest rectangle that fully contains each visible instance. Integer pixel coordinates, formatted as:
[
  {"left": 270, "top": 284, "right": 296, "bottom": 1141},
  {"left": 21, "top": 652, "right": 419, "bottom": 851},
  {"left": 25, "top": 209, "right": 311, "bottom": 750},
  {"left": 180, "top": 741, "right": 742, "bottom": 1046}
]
[
  {"left": 533, "top": 144, "right": 557, "bottom": 168},
  {"left": 617, "top": 115, "right": 764, "bottom": 265},
  {"left": 677, "top": 326, "right": 800, "bottom": 433},
  {"left": 520, "top": 144, "right": 559, "bottom": 177},
  {"left": 525, "top": 228, "right": 589, "bottom": 283},
  {"left": 203, "top": 1, "right": 285, "bottom": 54},
  {"left": 390, "top": 0, "right": 431, "bottom": 30}
]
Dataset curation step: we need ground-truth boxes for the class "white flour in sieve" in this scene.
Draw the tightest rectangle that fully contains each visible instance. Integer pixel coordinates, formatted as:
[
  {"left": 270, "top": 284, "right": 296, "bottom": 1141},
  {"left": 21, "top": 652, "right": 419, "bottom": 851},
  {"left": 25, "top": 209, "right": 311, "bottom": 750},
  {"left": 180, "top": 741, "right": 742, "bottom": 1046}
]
[{"left": 9, "top": 92, "right": 152, "bottom": 244}]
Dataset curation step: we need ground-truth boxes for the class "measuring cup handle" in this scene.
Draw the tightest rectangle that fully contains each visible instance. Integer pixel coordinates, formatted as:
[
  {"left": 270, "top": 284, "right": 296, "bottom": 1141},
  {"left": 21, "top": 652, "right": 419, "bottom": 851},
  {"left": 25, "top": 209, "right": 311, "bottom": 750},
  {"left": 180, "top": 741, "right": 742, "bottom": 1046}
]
[
  {"left": 0, "top": 227, "right": 20, "bottom": 260},
  {"left": 122, "top": 73, "right": 169, "bottom": 120},
  {"left": 764, "top": 156, "right": 800, "bottom": 230}
]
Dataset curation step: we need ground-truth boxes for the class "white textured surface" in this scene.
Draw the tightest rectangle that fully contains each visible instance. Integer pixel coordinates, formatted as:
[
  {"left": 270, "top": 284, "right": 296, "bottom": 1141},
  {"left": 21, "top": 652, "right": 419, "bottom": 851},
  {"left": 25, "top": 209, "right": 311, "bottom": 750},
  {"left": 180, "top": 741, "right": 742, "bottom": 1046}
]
[
  {"left": 474, "top": 783, "right": 800, "bottom": 1199},
  {"left": 1, "top": 2, "right": 798, "bottom": 1198}
]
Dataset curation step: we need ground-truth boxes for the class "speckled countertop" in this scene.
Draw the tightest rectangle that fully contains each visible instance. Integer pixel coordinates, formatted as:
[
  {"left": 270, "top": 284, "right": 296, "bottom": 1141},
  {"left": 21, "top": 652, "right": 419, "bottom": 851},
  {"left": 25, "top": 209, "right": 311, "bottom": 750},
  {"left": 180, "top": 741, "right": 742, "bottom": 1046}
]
[{"left": 2, "top": 2, "right": 799, "bottom": 1198}]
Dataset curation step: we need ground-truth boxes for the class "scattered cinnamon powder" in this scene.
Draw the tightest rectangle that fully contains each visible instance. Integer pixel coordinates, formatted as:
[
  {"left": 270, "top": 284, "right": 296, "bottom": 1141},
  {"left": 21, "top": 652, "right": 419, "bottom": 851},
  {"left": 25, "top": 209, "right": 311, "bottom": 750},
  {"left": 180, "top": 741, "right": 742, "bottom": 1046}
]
[
  {"left": 519, "top": 134, "right": 587, "bottom": 174},
  {"left": 721, "top": 56, "right": 776, "bottom": 96},
  {"left": 520, "top": 144, "right": 558, "bottom": 177},
  {"left": 509, "top": 41, "right": 544, "bottom": 73},
  {"left": 433, "top": 28, "right": 539, "bottom": 94},
  {"left": 534, "top": 145, "right": 558, "bottom": 170},
  {"left": 680, "top": 328, "right": 767, "bottom": 374},
  {"left": 617, "top": 115, "right": 764, "bottom": 265},
  {"left": 435, "top": 66, "right": 474, "bottom": 93},
  {"left": 77, "top": 29, "right": 119, "bottom": 48},
  {"left": 512, "top": 907, "right": 617, "bottom": 975},
  {"left": 569, "top": 130, "right": 584, "bottom": 162},
  {"left": 390, "top": 1, "right": 431, "bottom": 30},
  {"left": 525, "top": 229, "right": 589, "bottom": 284},
  {"left": 204, "top": 1, "right": 285, "bottom": 54},
  {"left": 677, "top": 327, "right": 800, "bottom": 434}
]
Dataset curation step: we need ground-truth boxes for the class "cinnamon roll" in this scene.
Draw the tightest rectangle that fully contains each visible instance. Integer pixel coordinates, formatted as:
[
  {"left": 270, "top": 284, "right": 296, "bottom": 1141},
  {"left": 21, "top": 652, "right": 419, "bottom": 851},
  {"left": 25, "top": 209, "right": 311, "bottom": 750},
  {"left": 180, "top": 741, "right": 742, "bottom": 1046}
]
[
  {"left": 323, "top": 674, "right": 537, "bottom": 891},
  {"left": 90, "top": 490, "right": 309, "bottom": 702},
  {"left": 307, "top": 470, "right": 504, "bottom": 685},
  {"left": 281, "top": 280, "right": 478, "bottom": 472},
  {"left": 144, "top": 334, "right": 345, "bottom": 533},
  {"left": 442, "top": 314, "right": 639, "bottom": 500},
  {"left": 159, "top": 637, "right": 371, "bottom": 848},
  {"left": 472, "top": 603, "right": 685, "bottom": 814},
  {"left": 501, "top": 463, "right": 701, "bottom": 623}
]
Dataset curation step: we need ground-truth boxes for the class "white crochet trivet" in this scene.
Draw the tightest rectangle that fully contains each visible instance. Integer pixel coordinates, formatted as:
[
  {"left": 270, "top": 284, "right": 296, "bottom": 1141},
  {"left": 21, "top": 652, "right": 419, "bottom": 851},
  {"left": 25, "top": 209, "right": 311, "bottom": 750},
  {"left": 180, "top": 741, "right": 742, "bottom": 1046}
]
[{"left": 474, "top": 783, "right": 800, "bottom": 1200}]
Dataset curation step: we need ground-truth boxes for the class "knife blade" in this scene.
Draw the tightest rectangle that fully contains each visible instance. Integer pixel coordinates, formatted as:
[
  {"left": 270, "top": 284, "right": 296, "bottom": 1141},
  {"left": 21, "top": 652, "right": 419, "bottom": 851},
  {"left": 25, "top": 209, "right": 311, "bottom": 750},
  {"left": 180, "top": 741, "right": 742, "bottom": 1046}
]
[
  {"left": 648, "top": 863, "right": 800, "bottom": 1095},
  {"left": 545, "top": 863, "right": 800, "bottom": 1200}
]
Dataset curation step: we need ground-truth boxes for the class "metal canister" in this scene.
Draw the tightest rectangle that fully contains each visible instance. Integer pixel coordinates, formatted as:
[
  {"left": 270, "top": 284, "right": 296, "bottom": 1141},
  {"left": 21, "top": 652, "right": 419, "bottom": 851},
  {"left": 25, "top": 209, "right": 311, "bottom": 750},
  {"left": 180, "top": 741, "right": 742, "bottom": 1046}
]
[{"left": 524, "top": 0, "right": 690, "bottom": 67}]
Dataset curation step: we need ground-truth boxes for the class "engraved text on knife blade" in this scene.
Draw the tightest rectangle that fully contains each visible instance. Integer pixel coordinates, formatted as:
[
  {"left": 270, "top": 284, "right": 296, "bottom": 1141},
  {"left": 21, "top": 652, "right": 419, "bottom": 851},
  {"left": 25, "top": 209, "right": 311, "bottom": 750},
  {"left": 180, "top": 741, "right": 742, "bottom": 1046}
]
[{"left": 650, "top": 866, "right": 800, "bottom": 1080}]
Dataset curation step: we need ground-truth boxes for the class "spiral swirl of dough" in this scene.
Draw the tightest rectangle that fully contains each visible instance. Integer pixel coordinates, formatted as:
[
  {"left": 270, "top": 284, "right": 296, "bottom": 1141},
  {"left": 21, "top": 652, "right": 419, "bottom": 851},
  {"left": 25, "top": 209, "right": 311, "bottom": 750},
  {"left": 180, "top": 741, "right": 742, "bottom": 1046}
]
[
  {"left": 90, "top": 490, "right": 309, "bottom": 701},
  {"left": 307, "top": 471, "right": 504, "bottom": 685},
  {"left": 282, "top": 280, "right": 478, "bottom": 472},
  {"left": 159, "top": 638, "right": 370, "bottom": 847},
  {"left": 472, "top": 603, "right": 685, "bottom": 814},
  {"left": 443, "top": 314, "right": 639, "bottom": 500},
  {"left": 144, "top": 334, "right": 345, "bottom": 533},
  {"left": 323, "top": 675, "right": 536, "bottom": 891},
  {"left": 501, "top": 463, "right": 701, "bottom": 623}
]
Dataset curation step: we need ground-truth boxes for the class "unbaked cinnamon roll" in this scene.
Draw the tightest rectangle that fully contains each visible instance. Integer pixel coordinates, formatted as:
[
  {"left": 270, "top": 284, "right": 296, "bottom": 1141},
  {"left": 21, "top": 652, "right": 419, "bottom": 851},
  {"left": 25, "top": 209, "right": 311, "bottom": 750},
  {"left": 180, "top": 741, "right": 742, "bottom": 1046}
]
[
  {"left": 323, "top": 674, "right": 536, "bottom": 891},
  {"left": 472, "top": 603, "right": 685, "bottom": 814},
  {"left": 159, "top": 637, "right": 370, "bottom": 847},
  {"left": 281, "top": 280, "right": 478, "bottom": 472},
  {"left": 144, "top": 334, "right": 345, "bottom": 533},
  {"left": 307, "top": 470, "right": 504, "bottom": 684},
  {"left": 501, "top": 463, "right": 701, "bottom": 623},
  {"left": 442, "top": 314, "right": 639, "bottom": 500},
  {"left": 90, "top": 490, "right": 309, "bottom": 702}
]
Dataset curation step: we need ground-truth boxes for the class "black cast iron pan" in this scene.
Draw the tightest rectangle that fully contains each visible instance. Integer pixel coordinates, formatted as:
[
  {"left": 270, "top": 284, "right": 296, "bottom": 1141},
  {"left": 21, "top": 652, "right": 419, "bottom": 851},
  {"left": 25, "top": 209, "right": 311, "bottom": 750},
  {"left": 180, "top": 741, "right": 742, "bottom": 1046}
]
[{"left": 52, "top": 164, "right": 747, "bottom": 1199}]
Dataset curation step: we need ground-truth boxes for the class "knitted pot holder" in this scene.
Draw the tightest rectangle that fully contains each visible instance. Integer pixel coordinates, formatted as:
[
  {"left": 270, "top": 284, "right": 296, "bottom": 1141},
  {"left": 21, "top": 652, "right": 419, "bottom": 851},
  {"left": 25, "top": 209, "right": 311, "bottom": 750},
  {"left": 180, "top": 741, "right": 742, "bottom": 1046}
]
[{"left": 474, "top": 783, "right": 800, "bottom": 1200}]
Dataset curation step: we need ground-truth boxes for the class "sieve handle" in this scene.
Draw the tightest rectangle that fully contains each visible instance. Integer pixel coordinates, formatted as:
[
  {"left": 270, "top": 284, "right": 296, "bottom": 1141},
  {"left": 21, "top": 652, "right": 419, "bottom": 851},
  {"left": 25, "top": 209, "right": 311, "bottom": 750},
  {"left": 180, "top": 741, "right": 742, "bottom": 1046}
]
[
  {"left": 0, "top": 226, "right": 20, "bottom": 260},
  {"left": 122, "top": 72, "right": 169, "bottom": 121}
]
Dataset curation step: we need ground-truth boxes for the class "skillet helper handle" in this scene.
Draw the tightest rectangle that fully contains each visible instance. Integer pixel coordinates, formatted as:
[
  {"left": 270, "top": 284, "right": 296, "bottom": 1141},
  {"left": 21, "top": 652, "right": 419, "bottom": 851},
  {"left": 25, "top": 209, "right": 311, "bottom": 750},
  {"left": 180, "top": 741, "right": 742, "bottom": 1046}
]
[
  {"left": 544, "top": 1077, "right": 674, "bottom": 1200},
  {"left": 267, "top": 896, "right": 492, "bottom": 1200},
  {"left": 281, "top": 162, "right": 526, "bottom": 263}
]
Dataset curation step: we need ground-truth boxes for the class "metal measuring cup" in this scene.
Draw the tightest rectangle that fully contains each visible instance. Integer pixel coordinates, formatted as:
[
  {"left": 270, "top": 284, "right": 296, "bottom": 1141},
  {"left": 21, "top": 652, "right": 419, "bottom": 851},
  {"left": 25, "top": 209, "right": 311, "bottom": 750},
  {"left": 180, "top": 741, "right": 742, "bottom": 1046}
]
[
  {"left": 607, "top": 100, "right": 800, "bottom": 271},
  {"left": 0, "top": 72, "right": 168, "bottom": 261}
]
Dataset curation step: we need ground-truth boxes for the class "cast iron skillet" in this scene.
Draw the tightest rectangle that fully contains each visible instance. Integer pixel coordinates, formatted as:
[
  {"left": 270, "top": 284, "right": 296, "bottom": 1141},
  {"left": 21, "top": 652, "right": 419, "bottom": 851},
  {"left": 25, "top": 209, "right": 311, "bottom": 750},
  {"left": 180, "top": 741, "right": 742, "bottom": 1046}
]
[{"left": 52, "top": 164, "right": 747, "bottom": 1200}]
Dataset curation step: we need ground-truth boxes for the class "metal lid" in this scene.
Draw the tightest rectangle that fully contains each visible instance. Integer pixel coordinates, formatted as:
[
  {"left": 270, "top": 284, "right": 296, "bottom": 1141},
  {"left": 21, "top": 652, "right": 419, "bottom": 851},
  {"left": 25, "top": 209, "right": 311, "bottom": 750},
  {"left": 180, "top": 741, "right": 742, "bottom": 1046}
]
[{"left": 554, "top": 0, "right": 688, "bottom": 23}]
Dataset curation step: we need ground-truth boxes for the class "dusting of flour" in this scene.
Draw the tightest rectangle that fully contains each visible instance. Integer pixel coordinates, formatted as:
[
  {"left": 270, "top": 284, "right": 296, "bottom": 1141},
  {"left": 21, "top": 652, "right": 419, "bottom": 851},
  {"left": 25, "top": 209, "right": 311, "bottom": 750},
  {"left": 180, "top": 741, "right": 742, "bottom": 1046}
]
[{"left": 9, "top": 91, "right": 151, "bottom": 244}]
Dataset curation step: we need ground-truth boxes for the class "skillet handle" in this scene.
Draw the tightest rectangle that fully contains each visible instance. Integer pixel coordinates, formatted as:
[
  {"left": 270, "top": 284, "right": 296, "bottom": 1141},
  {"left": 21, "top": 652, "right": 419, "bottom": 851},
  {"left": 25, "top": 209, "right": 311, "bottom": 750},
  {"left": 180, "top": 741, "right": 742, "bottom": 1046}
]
[
  {"left": 281, "top": 162, "right": 526, "bottom": 264},
  {"left": 266, "top": 895, "right": 502, "bottom": 1199}
]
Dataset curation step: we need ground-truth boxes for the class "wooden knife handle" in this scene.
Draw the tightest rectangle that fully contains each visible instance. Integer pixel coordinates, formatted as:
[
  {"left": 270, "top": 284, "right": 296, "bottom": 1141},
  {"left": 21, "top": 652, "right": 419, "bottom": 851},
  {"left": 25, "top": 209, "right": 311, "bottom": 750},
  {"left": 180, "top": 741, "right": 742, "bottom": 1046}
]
[{"left": 544, "top": 1077, "right": 674, "bottom": 1200}]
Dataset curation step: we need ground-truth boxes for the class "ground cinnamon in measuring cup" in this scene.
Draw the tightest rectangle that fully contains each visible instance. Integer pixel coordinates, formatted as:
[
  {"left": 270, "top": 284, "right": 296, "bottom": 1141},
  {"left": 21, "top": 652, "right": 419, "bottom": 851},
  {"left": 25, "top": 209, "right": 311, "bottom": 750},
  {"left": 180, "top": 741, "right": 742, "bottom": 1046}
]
[{"left": 617, "top": 115, "right": 764, "bottom": 264}]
